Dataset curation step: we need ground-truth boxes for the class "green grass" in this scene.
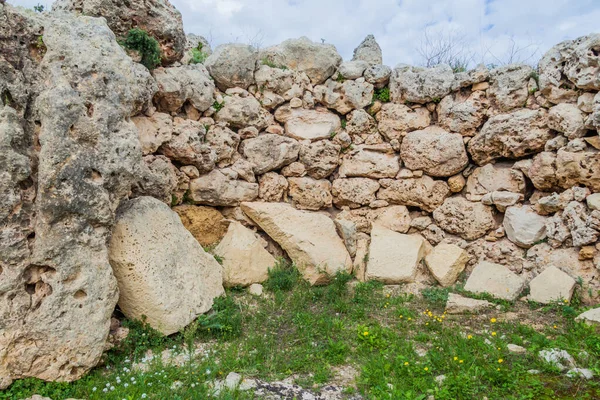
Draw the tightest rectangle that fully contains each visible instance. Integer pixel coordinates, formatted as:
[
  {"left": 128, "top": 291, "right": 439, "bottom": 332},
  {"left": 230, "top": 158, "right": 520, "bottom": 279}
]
[
  {"left": 3, "top": 275, "right": 600, "bottom": 400},
  {"left": 121, "top": 28, "right": 162, "bottom": 70},
  {"left": 372, "top": 87, "right": 390, "bottom": 103}
]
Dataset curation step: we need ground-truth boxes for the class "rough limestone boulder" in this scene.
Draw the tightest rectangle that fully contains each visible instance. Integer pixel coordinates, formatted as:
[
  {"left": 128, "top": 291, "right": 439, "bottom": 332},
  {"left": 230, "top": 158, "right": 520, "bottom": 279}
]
[
  {"left": 214, "top": 221, "right": 276, "bottom": 287},
  {"left": 437, "top": 91, "right": 488, "bottom": 136},
  {"left": 376, "top": 103, "right": 431, "bottom": 141},
  {"left": 174, "top": 205, "right": 229, "bottom": 247},
  {"left": 465, "top": 163, "right": 526, "bottom": 201},
  {"left": 275, "top": 106, "right": 341, "bottom": 141},
  {"left": 503, "top": 206, "right": 548, "bottom": 248},
  {"left": 576, "top": 308, "right": 600, "bottom": 325},
  {"left": 364, "top": 64, "right": 392, "bottom": 88},
  {"left": 189, "top": 170, "right": 258, "bottom": 206},
  {"left": 337, "top": 60, "right": 370, "bottom": 80},
  {"left": 339, "top": 145, "right": 400, "bottom": 179},
  {"left": 445, "top": 293, "right": 494, "bottom": 314},
  {"left": 313, "top": 79, "right": 374, "bottom": 114},
  {"left": 377, "top": 176, "right": 450, "bottom": 212},
  {"left": 109, "top": 197, "right": 224, "bottom": 335},
  {"left": 241, "top": 202, "right": 352, "bottom": 285},
  {"left": 152, "top": 64, "right": 215, "bottom": 113},
  {"left": 260, "top": 37, "right": 342, "bottom": 84},
  {"left": 53, "top": 0, "right": 186, "bottom": 65},
  {"left": 366, "top": 225, "right": 426, "bottom": 284},
  {"left": 133, "top": 112, "right": 173, "bottom": 155},
  {"left": 352, "top": 34, "right": 383, "bottom": 65},
  {"left": 258, "top": 172, "right": 289, "bottom": 202},
  {"left": 332, "top": 178, "right": 380, "bottom": 209},
  {"left": 299, "top": 140, "right": 341, "bottom": 179},
  {"left": 240, "top": 134, "right": 300, "bottom": 175},
  {"left": 528, "top": 266, "right": 576, "bottom": 304},
  {"left": 215, "top": 94, "right": 271, "bottom": 130},
  {"left": 0, "top": 12, "right": 156, "bottom": 387},
  {"left": 287, "top": 177, "right": 333, "bottom": 211},
  {"left": 487, "top": 64, "right": 533, "bottom": 111},
  {"left": 400, "top": 126, "right": 468, "bottom": 177},
  {"left": 548, "top": 103, "right": 586, "bottom": 139},
  {"left": 433, "top": 197, "right": 496, "bottom": 240},
  {"left": 204, "top": 44, "right": 257, "bottom": 90},
  {"left": 159, "top": 119, "right": 216, "bottom": 172},
  {"left": 390, "top": 64, "right": 454, "bottom": 104},
  {"left": 468, "top": 109, "right": 552, "bottom": 165},
  {"left": 528, "top": 150, "right": 600, "bottom": 192},
  {"left": 425, "top": 243, "right": 468, "bottom": 287},
  {"left": 464, "top": 261, "right": 526, "bottom": 301}
]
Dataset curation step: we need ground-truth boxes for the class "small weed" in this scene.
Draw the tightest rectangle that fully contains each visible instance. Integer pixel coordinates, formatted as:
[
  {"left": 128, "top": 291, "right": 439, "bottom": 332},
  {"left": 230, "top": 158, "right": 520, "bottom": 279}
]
[
  {"left": 264, "top": 258, "right": 301, "bottom": 292},
  {"left": 340, "top": 118, "right": 347, "bottom": 129},
  {"left": 121, "top": 28, "right": 162, "bottom": 70},
  {"left": 261, "top": 57, "right": 287, "bottom": 70},
  {"left": 372, "top": 87, "right": 390, "bottom": 103},
  {"left": 33, "top": 4, "right": 44, "bottom": 12},
  {"left": 212, "top": 100, "right": 225, "bottom": 112},
  {"left": 190, "top": 42, "right": 208, "bottom": 64}
]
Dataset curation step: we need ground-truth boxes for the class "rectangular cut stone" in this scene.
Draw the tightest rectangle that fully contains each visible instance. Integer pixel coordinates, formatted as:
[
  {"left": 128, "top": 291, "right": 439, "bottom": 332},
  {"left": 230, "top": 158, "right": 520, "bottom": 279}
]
[
  {"left": 464, "top": 261, "right": 525, "bottom": 301},
  {"left": 528, "top": 266, "right": 576, "bottom": 304},
  {"left": 366, "top": 224, "right": 425, "bottom": 284}
]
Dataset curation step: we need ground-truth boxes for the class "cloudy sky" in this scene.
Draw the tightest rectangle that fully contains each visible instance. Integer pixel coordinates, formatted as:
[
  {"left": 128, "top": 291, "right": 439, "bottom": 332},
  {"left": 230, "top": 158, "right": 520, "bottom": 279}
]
[{"left": 15, "top": 0, "right": 600, "bottom": 67}]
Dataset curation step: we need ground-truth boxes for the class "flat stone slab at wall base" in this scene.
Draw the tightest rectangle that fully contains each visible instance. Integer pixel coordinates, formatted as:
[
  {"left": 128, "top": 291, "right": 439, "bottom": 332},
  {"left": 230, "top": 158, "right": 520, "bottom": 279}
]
[
  {"left": 109, "top": 197, "right": 225, "bottom": 335},
  {"left": 365, "top": 224, "right": 426, "bottom": 284},
  {"left": 214, "top": 221, "right": 277, "bottom": 287},
  {"left": 575, "top": 307, "right": 600, "bottom": 325},
  {"left": 528, "top": 266, "right": 576, "bottom": 304},
  {"left": 240, "top": 202, "right": 352, "bottom": 285},
  {"left": 463, "top": 261, "right": 525, "bottom": 301},
  {"left": 445, "top": 293, "right": 494, "bottom": 314}
]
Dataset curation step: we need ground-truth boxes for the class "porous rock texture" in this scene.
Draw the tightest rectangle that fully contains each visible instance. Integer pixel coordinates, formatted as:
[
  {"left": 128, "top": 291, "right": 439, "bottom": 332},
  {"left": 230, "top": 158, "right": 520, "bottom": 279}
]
[
  {"left": 2, "top": 0, "right": 600, "bottom": 389},
  {"left": 109, "top": 197, "right": 224, "bottom": 335}
]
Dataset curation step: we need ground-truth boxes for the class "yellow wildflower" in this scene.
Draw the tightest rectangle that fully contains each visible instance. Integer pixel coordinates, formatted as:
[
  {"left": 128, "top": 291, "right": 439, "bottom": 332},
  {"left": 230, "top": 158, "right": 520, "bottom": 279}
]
[
  {"left": 363, "top": 331, "right": 369, "bottom": 336},
  {"left": 404, "top": 362, "right": 409, "bottom": 366},
  {"left": 459, "top": 360, "right": 464, "bottom": 364},
  {"left": 454, "top": 356, "right": 458, "bottom": 361},
  {"left": 498, "top": 359, "right": 503, "bottom": 363},
  {"left": 490, "top": 318, "right": 497, "bottom": 323},
  {"left": 467, "top": 335, "right": 473, "bottom": 340},
  {"left": 492, "top": 332, "right": 497, "bottom": 336},
  {"left": 424, "top": 367, "right": 429, "bottom": 371}
]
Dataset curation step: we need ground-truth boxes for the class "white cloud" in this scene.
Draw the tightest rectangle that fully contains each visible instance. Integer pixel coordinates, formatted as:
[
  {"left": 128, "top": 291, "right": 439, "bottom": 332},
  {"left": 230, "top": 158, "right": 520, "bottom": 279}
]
[{"left": 12, "top": 0, "right": 600, "bottom": 67}]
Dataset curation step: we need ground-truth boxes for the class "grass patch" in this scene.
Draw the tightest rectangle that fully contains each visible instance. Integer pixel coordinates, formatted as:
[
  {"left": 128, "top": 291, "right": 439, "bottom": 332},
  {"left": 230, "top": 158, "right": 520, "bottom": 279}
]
[{"left": 3, "top": 280, "right": 600, "bottom": 400}]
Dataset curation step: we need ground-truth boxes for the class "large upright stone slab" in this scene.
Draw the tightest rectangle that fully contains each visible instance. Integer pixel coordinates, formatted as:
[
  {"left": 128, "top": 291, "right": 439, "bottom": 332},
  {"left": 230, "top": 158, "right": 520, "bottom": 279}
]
[
  {"left": 365, "top": 225, "right": 426, "bottom": 284},
  {"left": 214, "top": 221, "right": 276, "bottom": 287},
  {"left": 109, "top": 197, "right": 224, "bottom": 335},
  {"left": 528, "top": 266, "right": 576, "bottom": 304},
  {"left": 464, "top": 261, "right": 525, "bottom": 301},
  {"left": 240, "top": 202, "right": 352, "bottom": 285},
  {"left": 425, "top": 243, "right": 468, "bottom": 287}
]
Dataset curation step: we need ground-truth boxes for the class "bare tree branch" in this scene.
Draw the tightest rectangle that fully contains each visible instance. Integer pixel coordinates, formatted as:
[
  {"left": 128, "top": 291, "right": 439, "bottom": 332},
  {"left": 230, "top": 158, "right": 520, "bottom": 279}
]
[{"left": 416, "top": 27, "right": 475, "bottom": 71}]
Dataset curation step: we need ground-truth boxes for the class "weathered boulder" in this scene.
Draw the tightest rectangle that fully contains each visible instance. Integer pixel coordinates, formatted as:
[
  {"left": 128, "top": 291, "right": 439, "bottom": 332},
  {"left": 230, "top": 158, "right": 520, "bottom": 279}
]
[
  {"left": 433, "top": 197, "right": 496, "bottom": 240},
  {"left": 575, "top": 307, "right": 600, "bottom": 325},
  {"left": 241, "top": 202, "right": 352, "bottom": 285},
  {"left": 487, "top": 64, "right": 533, "bottom": 111},
  {"left": 364, "top": 64, "right": 392, "bottom": 88},
  {"left": 275, "top": 106, "right": 341, "bottom": 141},
  {"left": 366, "top": 225, "right": 426, "bottom": 284},
  {"left": 109, "top": 197, "right": 224, "bottom": 335},
  {"left": 337, "top": 60, "right": 370, "bottom": 80},
  {"left": 332, "top": 178, "right": 380, "bottom": 208},
  {"left": 376, "top": 103, "right": 431, "bottom": 141},
  {"left": 287, "top": 177, "right": 333, "bottom": 210},
  {"left": 346, "top": 109, "right": 378, "bottom": 140},
  {"left": 205, "top": 124, "right": 240, "bottom": 166},
  {"left": 370, "top": 206, "right": 411, "bottom": 233},
  {"left": 174, "top": 205, "right": 229, "bottom": 247},
  {"left": 390, "top": 64, "right": 454, "bottom": 103},
  {"left": 339, "top": 145, "right": 400, "bottom": 179},
  {"left": 528, "top": 266, "right": 576, "bottom": 304},
  {"left": 215, "top": 94, "right": 271, "bottom": 130},
  {"left": 132, "top": 112, "right": 173, "bottom": 155},
  {"left": 0, "top": 12, "right": 156, "bottom": 387},
  {"left": 528, "top": 150, "right": 600, "bottom": 192},
  {"left": 53, "top": 0, "right": 186, "bottom": 65},
  {"left": 465, "top": 163, "right": 526, "bottom": 201},
  {"left": 153, "top": 64, "right": 215, "bottom": 113},
  {"left": 587, "top": 193, "right": 600, "bottom": 210},
  {"left": 437, "top": 90, "right": 488, "bottom": 136},
  {"left": 258, "top": 172, "right": 289, "bottom": 202},
  {"left": 204, "top": 43, "right": 257, "bottom": 90},
  {"left": 445, "top": 293, "right": 494, "bottom": 314},
  {"left": 181, "top": 33, "right": 212, "bottom": 64},
  {"left": 503, "top": 206, "right": 548, "bottom": 248},
  {"left": 378, "top": 176, "right": 450, "bottom": 212},
  {"left": 133, "top": 155, "right": 180, "bottom": 203},
  {"left": 464, "top": 261, "right": 526, "bottom": 301},
  {"left": 254, "top": 65, "right": 310, "bottom": 100},
  {"left": 260, "top": 37, "right": 342, "bottom": 84},
  {"left": 425, "top": 243, "right": 468, "bottom": 287},
  {"left": 548, "top": 103, "right": 586, "bottom": 139},
  {"left": 313, "top": 79, "right": 374, "bottom": 114},
  {"left": 400, "top": 126, "right": 468, "bottom": 177},
  {"left": 299, "top": 140, "right": 340, "bottom": 179},
  {"left": 240, "top": 134, "right": 300, "bottom": 175},
  {"left": 352, "top": 34, "right": 383, "bottom": 65},
  {"left": 189, "top": 170, "right": 258, "bottom": 206},
  {"left": 214, "top": 221, "right": 276, "bottom": 287},
  {"left": 481, "top": 191, "right": 523, "bottom": 212},
  {"left": 159, "top": 118, "right": 216, "bottom": 172},
  {"left": 468, "top": 109, "right": 552, "bottom": 165}
]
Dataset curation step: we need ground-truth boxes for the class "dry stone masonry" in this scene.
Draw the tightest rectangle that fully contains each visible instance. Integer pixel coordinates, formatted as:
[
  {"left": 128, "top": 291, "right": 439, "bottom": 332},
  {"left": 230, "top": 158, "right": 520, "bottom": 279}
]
[{"left": 0, "top": 0, "right": 599, "bottom": 389}]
